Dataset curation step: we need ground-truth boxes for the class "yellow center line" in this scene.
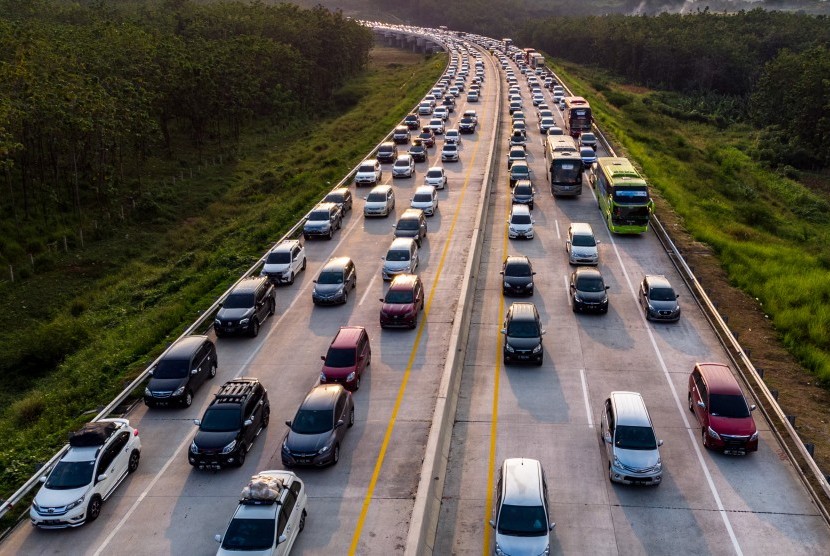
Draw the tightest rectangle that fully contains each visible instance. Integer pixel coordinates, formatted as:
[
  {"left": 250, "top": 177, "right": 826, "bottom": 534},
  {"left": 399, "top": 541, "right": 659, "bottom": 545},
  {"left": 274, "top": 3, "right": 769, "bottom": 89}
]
[
  {"left": 348, "top": 94, "right": 493, "bottom": 555},
  {"left": 482, "top": 164, "right": 510, "bottom": 555}
]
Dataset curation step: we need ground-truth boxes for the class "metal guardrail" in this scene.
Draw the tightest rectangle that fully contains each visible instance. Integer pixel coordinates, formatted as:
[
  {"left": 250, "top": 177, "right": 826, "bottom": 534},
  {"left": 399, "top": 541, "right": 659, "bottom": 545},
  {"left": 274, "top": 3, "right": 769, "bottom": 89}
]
[
  {"left": 0, "top": 29, "right": 449, "bottom": 526},
  {"left": 547, "top": 63, "right": 830, "bottom": 523}
]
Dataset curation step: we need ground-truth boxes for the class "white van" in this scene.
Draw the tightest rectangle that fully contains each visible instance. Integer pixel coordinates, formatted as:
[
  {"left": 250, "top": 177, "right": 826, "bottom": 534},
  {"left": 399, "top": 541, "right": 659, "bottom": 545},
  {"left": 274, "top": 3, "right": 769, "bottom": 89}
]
[
  {"left": 410, "top": 185, "right": 438, "bottom": 216},
  {"left": 381, "top": 237, "right": 419, "bottom": 281},
  {"left": 364, "top": 184, "right": 395, "bottom": 217}
]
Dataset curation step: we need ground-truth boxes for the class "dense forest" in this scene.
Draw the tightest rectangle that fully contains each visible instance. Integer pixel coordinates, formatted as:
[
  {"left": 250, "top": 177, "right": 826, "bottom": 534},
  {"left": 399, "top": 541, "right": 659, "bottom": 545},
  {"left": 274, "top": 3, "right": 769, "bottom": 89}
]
[{"left": 0, "top": 0, "right": 373, "bottom": 267}]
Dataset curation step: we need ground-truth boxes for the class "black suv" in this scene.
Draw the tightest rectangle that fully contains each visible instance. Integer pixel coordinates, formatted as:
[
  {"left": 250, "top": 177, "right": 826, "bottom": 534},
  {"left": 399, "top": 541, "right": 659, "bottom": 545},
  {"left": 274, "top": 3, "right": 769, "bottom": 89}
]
[
  {"left": 189, "top": 378, "right": 270, "bottom": 469},
  {"left": 409, "top": 140, "right": 427, "bottom": 162},
  {"left": 214, "top": 277, "right": 276, "bottom": 338},
  {"left": 403, "top": 113, "right": 420, "bottom": 130},
  {"left": 392, "top": 126, "right": 410, "bottom": 145},
  {"left": 501, "top": 302, "right": 545, "bottom": 366},
  {"left": 377, "top": 141, "right": 398, "bottom": 163},
  {"left": 459, "top": 117, "right": 476, "bottom": 134},
  {"left": 144, "top": 335, "right": 217, "bottom": 408},
  {"left": 500, "top": 256, "right": 535, "bottom": 296},
  {"left": 281, "top": 384, "right": 354, "bottom": 467}
]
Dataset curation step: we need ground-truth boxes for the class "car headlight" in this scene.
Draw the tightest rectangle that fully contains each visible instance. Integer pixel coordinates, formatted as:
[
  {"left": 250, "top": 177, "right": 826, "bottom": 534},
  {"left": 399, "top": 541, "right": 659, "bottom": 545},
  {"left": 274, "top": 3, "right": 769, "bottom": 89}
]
[
  {"left": 65, "top": 495, "right": 85, "bottom": 511},
  {"left": 239, "top": 318, "right": 250, "bottom": 326},
  {"left": 319, "top": 442, "right": 333, "bottom": 455},
  {"left": 601, "top": 295, "right": 608, "bottom": 304},
  {"left": 144, "top": 387, "right": 152, "bottom": 396},
  {"left": 320, "top": 372, "right": 327, "bottom": 382},
  {"left": 503, "top": 281, "right": 511, "bottom": 288},
  {"left": 495, "top": 544, "right": 505, "bottom": 556},
  {"left": 647, "top": 303, "right": 656, "bottom": 312},
  {"left": 282, "top": 269, "right": 292, "bottom": 278},
  {"left": 220, "top": 440, "right": 237, "bottom": 454},
  {"left": 532, "top": 344, "right": 542, "bottom": 354},
  {"left": 527, "top": 282, "right": 533, "bottom": 288},
  {"left": 346, "top": 371, "right": 356, "bottom": 382},
  {"left": 707, "top": 426, "right": 721, "bottom": 441},
  {"left": 750, "top": 431, "right": 759, "bottom": 441},
  {"left": 31, "top": 500, "right": 41, "bottom": 513},
  {"left": 574, "top": 293, "right": 583, "bottom": 302},
  {"left": 190, "top": 441, "right": 199, "bottom": 454},
  {"left": 655, "top": 459, "right": 663, "bottom": 471},
  {"left": 613, "top": 454, "right": 621, "bottom": 467},
  {"left": 173, "top": 385, "right": 186, "bottom": 397},
  {"left": 281, "top": 440, "right": 290, "bottom": 454},
  {"left": 505, "top": 344, "right": 515, "bottom": 353},
  {"left": 337, "top": 286, "right": 345, "bottom": 297},
  {"left": 214, "top": 318, "right": 221, "bottom": 326}
]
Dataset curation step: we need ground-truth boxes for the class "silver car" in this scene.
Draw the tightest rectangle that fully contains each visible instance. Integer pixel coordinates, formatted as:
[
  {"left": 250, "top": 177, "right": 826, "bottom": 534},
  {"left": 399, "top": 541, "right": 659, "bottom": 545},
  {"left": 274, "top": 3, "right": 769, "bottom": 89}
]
[{"left": 600, "top": 391, "right": 663, "bottom": 486}]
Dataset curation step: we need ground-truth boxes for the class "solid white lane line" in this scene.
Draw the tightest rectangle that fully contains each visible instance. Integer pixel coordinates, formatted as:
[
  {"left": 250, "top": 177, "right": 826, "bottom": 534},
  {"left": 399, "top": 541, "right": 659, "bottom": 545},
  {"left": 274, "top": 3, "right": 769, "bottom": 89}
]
[
  {"left": 580, "top": 369, "right": 594, "bottom": 429},
  {"left": 554, "top": 218, "right": 561, "bottom": 240}
]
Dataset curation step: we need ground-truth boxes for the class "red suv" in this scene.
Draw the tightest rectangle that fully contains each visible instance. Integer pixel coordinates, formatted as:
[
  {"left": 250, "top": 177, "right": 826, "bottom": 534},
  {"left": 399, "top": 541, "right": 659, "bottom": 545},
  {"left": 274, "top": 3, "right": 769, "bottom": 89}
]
[
  {"left": 320, "top": 326, "right": 371, "bottom": 391},
  {"left": 380, "top": 274, "right": 424, "bottom": 329},
  {"left": 688, "top": 363, "right": 758, "bottom": 454}
]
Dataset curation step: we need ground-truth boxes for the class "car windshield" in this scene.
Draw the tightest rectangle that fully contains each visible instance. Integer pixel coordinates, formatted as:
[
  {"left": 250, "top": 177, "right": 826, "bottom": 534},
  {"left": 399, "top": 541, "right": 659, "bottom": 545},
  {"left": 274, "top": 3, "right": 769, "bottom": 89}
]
[
  {"left": 497, "top": 504, "right": 548, "bottom": 536},
  {"left": 324, "top": 347, "right": 356, "bottom": 367},
  {"left": 505, "top": 263, "right": 531, "bottom": 277},
  {"left": 507, "top": 320, "right": 539, "bottom": 338},
  {"left": 614, "top": 425, "right": 658, "bottom": 450},
  {"left": 292, "top": 409, "right": 334, "bottom": 435},
  {"left": 199, "top": 407, "right": 240, "bottom": 432},
  {"left": 709, "top": 394, "right": 751, "bottom": 418},
  {"left": 571, "top": 234, "right": 596, "bottom": 247},
  {"left": 308, "top": 210, "right": 329, "bottom": 222},
  {"left": 266, "top": 251, "right": 291, "bottom": 264},
  {"left": 395, "top": 159, "right": 410, "bottom": 167},
  {"left": 153, "top": 358, "right": 189, "bottom": 379},
  {"left": 427, "top": 170, "right": 442, "bottom": 178},
  {"left": 649, "top": 287, "right": 676, "bottom": 301},
  {"left": 414, "top": 193, "right": 433, "bottom": 202},
  {"left": 582, "top": 133, "right": 596, "bottom": 142},
  {"left": 552, "top": 161, "right": 582, "bottom": 184},
  {"left": 443, "top": 145, "right": 457, "bottom": 152},
  {"left": 514, "top": 185, "right": 532, "bottom": 196},
  {"left": 317, "top": 271, "right": 343, "bottom": 285},
  {"left": 512, "top": 166, "right": 529, "bottom": 176},
  {"left": 386, "top": 249, "right": 410, "bottom": 262},
  {"left": 367, "top": 192, "right": 388, "bottom": 202},
  {"left": 576, "top": 276, "right": 605, "bottom": 292},
  {"left": 224, "top": 292, "right": 255, "bottom": 309},
  {"left": 460, "top": 118, "right": 473, "bottom": 124},
  {"left": 45, "top": 460, "right": 95, "bottom": 490},
  {"left": 221, "top": 518, "right": 276, "bottom": 551},
  {"left": 358, "top": 164, "right": 375, "bottom": 173},
  {"left": 386, "top": 289, "right": 414, "bottom": 303},
  {"left": 397, "top": 219, "right": 419, "bottom": 230},
  {"left": 511, "top": 214, "right": 531, "bottom": 225}
]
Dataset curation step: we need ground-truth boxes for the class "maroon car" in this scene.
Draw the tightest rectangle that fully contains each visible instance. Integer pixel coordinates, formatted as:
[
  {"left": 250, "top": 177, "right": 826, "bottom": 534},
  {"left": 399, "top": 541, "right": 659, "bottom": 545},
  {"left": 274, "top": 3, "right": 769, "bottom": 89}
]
[
  {"left": 320, "top": 326, "right": 371, "bottom": 391},
  {"left": 380, "top": 274, "right": 424, "bottom": 329},
  {"left": 689, "top": 362, "right": 758, "bottom": 455}
]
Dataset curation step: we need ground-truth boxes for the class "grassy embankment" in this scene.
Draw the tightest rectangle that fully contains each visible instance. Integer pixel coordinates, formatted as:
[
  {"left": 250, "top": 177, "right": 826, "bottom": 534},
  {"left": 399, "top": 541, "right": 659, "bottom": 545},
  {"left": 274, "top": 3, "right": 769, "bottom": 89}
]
[{"left": 0, "top": 46, "right": 445, "bottom": 504}]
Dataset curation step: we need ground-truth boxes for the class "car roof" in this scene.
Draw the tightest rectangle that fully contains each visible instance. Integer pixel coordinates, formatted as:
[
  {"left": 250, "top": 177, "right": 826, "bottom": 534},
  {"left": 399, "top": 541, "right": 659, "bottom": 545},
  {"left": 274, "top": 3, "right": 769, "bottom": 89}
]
[
  {"left": 330, "top": 326, "right": 366, "bottom": 349},
  {"left": 505, "top": 255, "right": 531, "bottom": 266},
  {"left": 389, "top": 273, "right": 419, "bottom": 290},
  {"left": 644, "top": 275, "right": 672, "bottom": 289},
  {"left": 609, "top": 391, "right": 652, "bottom": 427},
  {"left": 501, "top": 458, "right": 544, "bottom": 506},
  {"left": 400, "top": 208, "right": 425, "bottom": 219},
  {"left": 570, "top": 222, "right": 594, "bottom": 236},
  {"left": 696, "top": 363, "right": 743, "bottom": 395},
  {"left": 510, "top": 204, "right": 531, "bottom": 215},
  {"left": 415, "top": 185, "right": 436, "bottom": 194},
  {"left": 272, "top": 239, "right": 301, "bottom": 253},
  {"left": 313, "top": 202, "right": 338, "bottom": 212},
  {"left": 575, "top": 267, "right": 603, "bottom": 280},
  {"left": 321, "top": 256, "right": 352, "bottom": 273},
  {"left": 369, "top": 184, "right": 393, "bottom": 193},
  {"left": 513, "top": 180, "right": 532, "bottom": 188},
  {"left": 301, "top": 384, "right": 343, "bottom": 411},
  {"left": 231, "top": 276, "right": 266, "bottom": 294},
  {"left": 508, "top": 301, "right": 538, "bottom": 320},
  {"left": 64, "top": 445, "right": 100, "bottom": 462},
  {"left": 164, "top": 335, "right": 209, "bottom": 360},
  {"left": 427, "top": 166, "right": 444, "bottom": 173},
  {"left": 396, "top": 154, "right": 413, "bottom": 161},
  {"left": 389, "top": 237, "right": 416, "bottom": 250}
]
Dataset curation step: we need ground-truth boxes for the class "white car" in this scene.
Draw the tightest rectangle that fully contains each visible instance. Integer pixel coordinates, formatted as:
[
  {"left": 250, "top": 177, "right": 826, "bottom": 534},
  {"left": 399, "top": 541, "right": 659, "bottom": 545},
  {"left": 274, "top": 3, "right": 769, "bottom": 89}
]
[
  {"left": 444, "top": 129, "right": 461, "bottom": 145},
  {"left": 261, "top": 239, "right": 306, "bottom": 285},
  {"left": 30, "top": 419, "right": 141, "bottom": 528},
  {"left": 507, "top": 204, "right": 535, "bottom": 240},
  {"left": 427, "top": 118, "right": 445, "bottom": 135},
  {"left": 433, "top": 106, "right": 449, "bottom": 121},
  {"left": 424, "top": 166, "right": 448, "bottom": 190},
  {"left": 392, "top": 154, "right": 416, "bottom": 178},
  {"left": 467, "top": 91, "right": 479, "bottom": 102},
  {"left": 532, "top": 93, "right": 545, "bottom": 106},
  {"left": 364, "top": 184, "right": 395, "bottom": 217},
  {"left": 354, "top": 159, "right": 382, "bottom": 186},
  {"left": 215, "top": 471, "right": 307, "bottom": 556},
  {"left": 411, "top": 185, "right": 439, "bottom": 216},
  {"left": 418, "top": 101, "right": 433, "bottom": 115},
  {"left": 441, "top": 143, "right": 460, "bottom": 162},
  {"left": 463, "top": 110, "right": 478, "bottom": 125}
]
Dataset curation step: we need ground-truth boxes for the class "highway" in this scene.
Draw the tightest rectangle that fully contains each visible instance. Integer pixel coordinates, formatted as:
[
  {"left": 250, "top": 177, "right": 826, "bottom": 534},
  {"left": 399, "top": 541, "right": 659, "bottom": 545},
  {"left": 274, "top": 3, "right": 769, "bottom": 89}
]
[{"left": 4, "top": 27, "right": 830, "bottom": 556}]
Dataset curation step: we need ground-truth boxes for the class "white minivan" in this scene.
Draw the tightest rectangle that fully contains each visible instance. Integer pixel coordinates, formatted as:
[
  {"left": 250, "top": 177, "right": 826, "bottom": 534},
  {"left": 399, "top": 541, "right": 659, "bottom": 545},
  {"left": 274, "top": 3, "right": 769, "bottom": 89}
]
[
  {"left": 507, "top": 204, "right": 535, "bottom": 239},
  {"left": 364, "top": 185, "right": 395, "bottom": 217}
]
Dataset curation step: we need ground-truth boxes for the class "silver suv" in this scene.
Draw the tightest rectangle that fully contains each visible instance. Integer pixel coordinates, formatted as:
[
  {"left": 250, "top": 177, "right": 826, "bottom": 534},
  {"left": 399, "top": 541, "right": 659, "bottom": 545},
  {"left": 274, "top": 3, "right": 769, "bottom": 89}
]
[
  {"left": 600, "top": 391, "right": 663, "bottom": 486},
  {"left": 303, "top": 202, "right": 342, "bottom": 240}
]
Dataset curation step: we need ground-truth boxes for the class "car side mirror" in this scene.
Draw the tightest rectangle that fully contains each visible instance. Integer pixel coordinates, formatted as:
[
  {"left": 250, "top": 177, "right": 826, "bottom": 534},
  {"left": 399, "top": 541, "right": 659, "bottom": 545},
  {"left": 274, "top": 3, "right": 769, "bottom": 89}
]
[
  {"left": 550, "top": 522, "right": 557, "bottom": 530},
  {"left": 392, "top": 224, "right": 397, "bottom": 228},
  {"left": 191, "top": 369, "right": 198, "bottom": 375},
  {"left": 676, "top": 294, "right": 680, "bottom": 299},
  {"left": 603, "top": 432, "right": 612, "bottom": 443},
  {"left": 97, "top": 474, "right": 108, "bottom": 482},
  {"left": 194, "top": 419, "right": 201, "bottom": 426},
  {"left": 218, "top": 302, "right": 223, "bottom": 308},
  {"left": 750, "top": 404, "right": 757, "bottom": 411},
  {"left": 363, "top": 196, "right": 368, "bottom": 200},
  {"left": 244, "top": 419, "right": 253, "bottom": 427},
  {"left": 605, "top": 286, "right": 610, "bottom": 290},
  {"left": 499, "top": 270, "right": 504, "bottom": 275},
  {"left": 148, "top": 369, "right": 154, "bottom": 376},
  {"left": 500, "top": 328, "right": 506, "bottom": 335},
  {"left": 39, "top": 476, "right": 47, "bottom": 483},
  {"left": 321, "top": 355, "right": 326, "bottom": 361},
  {"left": 541, "top": 329, "right": 547, "bottom": 335},
  {"left": 658, "top": 439, "right": 664, "bottom": 446},
  {"left": 379, "top": 298, "right": 385, "bottom": 303},
  {"left": 215, "top": 534, "right": 222, "bottom": 543},
  {"left": 596, "top": 239, "right": 601, "bottom": 244},
  {"left": 697, "top": 401, "right": 706, "bottom": 409},
  {"left": 278, "top": 534, "right": 288, "bottom": 545},
  {"left": 532, "top": 272, "right": 537, "bottom": 275},
  {"left": 489, "top": 519, "right": 496, "bottom": 528},
  {"left": 313, "top": 279, "right": 318, "bottom": 284},
  {"left": 336, "top": 419, "right": 345, "bottom": 429},
  {"left": 285, "top": 420, "right": 292, "bottom": 427}
]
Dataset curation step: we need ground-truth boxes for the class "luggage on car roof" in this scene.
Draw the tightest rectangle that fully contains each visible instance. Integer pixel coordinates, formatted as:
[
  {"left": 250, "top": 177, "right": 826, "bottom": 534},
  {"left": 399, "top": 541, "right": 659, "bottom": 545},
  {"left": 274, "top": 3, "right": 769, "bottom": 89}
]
[{"left": 69, "top": 421, "right": 118, "bottom": 447}]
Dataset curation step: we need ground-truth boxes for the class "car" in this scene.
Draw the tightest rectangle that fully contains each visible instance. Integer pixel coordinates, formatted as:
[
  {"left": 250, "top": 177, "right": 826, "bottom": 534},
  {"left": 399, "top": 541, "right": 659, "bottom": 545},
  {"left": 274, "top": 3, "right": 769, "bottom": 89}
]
[
  {"left": 214, "top": 277, "right": 276, "bottom": 337},
  {"left": 312, "top": 256, "right": 356, "bottom": 306},
  {"left": 382, "top": 237, "right": 419, "bottom": 281},
  {"left": 537, "top": 102, "right": 550, "bottom": 112},
  {"left": 403, "top": 113, "right": 420, "bottom": 130},
  {"left": 408, "top": 139, "right": 427, "bottom": 162},
  {"left": 580, "top": 132, "right": 598, "bottom": 150},
  {"left": 261, "top": 239, "right": 307, "bottom": 286},
  {"left": 539, "top": 117, "right": 556, "bottom": 134},
  {"left": 511, "top": 109, "right": 525, "bottom": 123},
  {"left": 393, "top": 208, "right": 428, "bottom": 246},
  {"left": 433, "top": 106, "right": 449, "bottom": 122},
  {"left": 392, "top": 154, "right": 416, "bottom": 178},
  {"left": 601, "top": 392, "right": 664, "bottom": 486},
  {"left": 532, "top": 93, "right": 545, "bottom": 106},
  {"left": 441, "top": 96, "right": 456, "bottom": 112},
  {"left": 511, "top": 179, "right": 535, "bottom": 210},
  {"left": 501, "top": 256, "right": 535, "bottom": 296},
  {"left": 303, "top": 202, "right": 342, "bottom": 240},
  {"left": 538, "top": 109, "right": 554, "bottom": 120},
  {"left": 489, "top": 458, "right": 554, "bottom": 556},
  {"left": 463, "top": 109, "right": 478, "bottom": 125},
  {"left": 444, "top": 128, "right": 461, "bottom": 145},
  {"left": 424, "top": 166, "right": 447, "bottom": 190},
  {"left": 281, "top": 384, "right": 354, "bottom": 467},
  {"left": 566, "top": 222, "right": 600, "bottom": 265},
  {"left": 380, "top": 274, "right": 425, "bottom": 329},
  {"left": 508, "top": 100, "right": 522, "bottom": 114},
  {"left": 214, "top": 471, "right": 307, "bottom": 555},
  {"left": 363, "top": 184, "right": 395, "bottom": 217},
  {"left": 689, "top": 363, "right": 759, "bottom": 454},
  {"left": 509, "top": 161, "right": 531, "bottom": 186},
  {"left": 507, "top": 204, "right": 534, "bottom": 240},
  {"left": 506, "top": 145, "right": 527, "bottom": 169},
  {"left": 458, "top": 117, "right": 476, "bottom": 133},
  {"left": 639, "top": 275, "right": 681, "bottom": 322},
  {"left": 145, "top": 335, "right": 217, "bottom": 408},
  {"left": 30, "top": 419, "right": 141, "bottom": 528},
  {"left": 392, "top": 125, "right": 411, "bottom": 144},
  {"left": 501, "top": 302, "right": 545, "bottom": 365},
  {"left": 512, "top": 121, "right": 527, "bottom": 134},
  {"left": 323, "top": 187, "right": 353, "bottom": 214},
  {"left": 376, "top": 141, "right": 398, "bottom": 164},
  {"left": 427, "top": 118, "right": 445, "bottom": 135},
  {"left": 570, "top": 267, "right": 609, "bottom": 313},
  {"left": 441, "top": 143, "right": 460, "bottom": 162},
  {"left": 418, "top": 101, "right": 433, "bottom": 115},
  {"left": 189, "top": 377, "right": 270, "bottom": 469},
  {"left": 417, "top": 129, "right": 435, "bottom": 148},
  {"left": 320, "top": 326, "right": 371, "bottom": 390},
  {"left": 354, "top": 159, "right": 382, "bottom": 186},
  {"left": 509, "top": 128, "right": 527, "bottom": 146},
  {"left": 467, "top": 91, "right": 479, "bottom": 102},
  {"left": 411, "top": 185, "right": 438, "bottom": 216},
  {"left": 449, "top": 86, "right": 460, "bottom": 97},
  {"left": 580, "top": 146, "right": 598, "bottom": 167},
  {"left": 558, "top": 98, "right": 566, "bottom": 110}
]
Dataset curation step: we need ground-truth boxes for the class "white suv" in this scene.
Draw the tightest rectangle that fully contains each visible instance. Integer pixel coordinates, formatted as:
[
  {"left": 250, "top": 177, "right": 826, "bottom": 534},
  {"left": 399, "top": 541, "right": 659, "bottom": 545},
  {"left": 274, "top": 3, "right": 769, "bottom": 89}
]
[
  {"left": 261, "top": 239, "right": 306, "bottom": 285},
  {"left": 424, "top": 166, "right": 447, "bottom": 190},
  {"left": 215, "top": 471, "right": 308, "bottom": 555},
  {"left": 354, "top": 159, "right": 382, "bottom": 186},
  {"left": 30, "top": 419, "right": 141, "bottom": 528}
]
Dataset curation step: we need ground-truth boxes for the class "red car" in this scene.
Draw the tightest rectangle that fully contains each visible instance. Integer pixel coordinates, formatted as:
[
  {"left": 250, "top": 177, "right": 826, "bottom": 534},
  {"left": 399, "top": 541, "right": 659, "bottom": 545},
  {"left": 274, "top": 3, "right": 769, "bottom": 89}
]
[
  {"left": 320, "top": 326, "right": 371, "bottom": 391},
  {"left": 688, "top": 363, "right": 758, "bottom": 455},
  {"left": 380, "top": 274, "right": 424, "bottom": 329}
]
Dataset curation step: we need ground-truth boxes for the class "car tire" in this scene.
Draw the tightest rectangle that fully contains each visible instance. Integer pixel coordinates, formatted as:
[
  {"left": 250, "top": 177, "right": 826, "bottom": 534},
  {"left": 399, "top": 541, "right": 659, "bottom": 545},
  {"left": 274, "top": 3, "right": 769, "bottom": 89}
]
[
  {"left": 269, "top": 298, "right": 276, "bottom": 316},
  {"left": 209, "top": 361, "right": 217, "bottom": 379},
  {"left": 343, "top": 289, "right": 349, "bottom": 304},
  {"left": 608, "top": 462, "right": 614, "bottom": 483},
  {"left": 503, "top": 355, "right": 510, "bottom": 366},
  {"left": 348, "top": 406, "right": 355, "bottom": 428},
  {"left": 128, "top": 449, "right": 140, "bottom": 473},
  {"left": 183, "top": 390, "right": 193, "bottom": 408},
  {"left": 262, "top": 409, "right": 270, "bottom": 428},
  {"left": 536, "top": 356, "right": 544, "bottom": 367},
  {"left": 288, "top": 272, "right": 295, "bottom": 285},
  {"left": 688, "top": 393, "right": 694, "bottom": 413},
  {"left": 86, "top": 496, "right": 102, "bottom": 523},
  {"left": 236, "top": 445, "right": 247, "bottom": 467},
  {"left": 250, "top": 319, "right": 260, "bottom": 338},
  {"left": 304, "top": 233, "right": 310, "bottom": 240},
  {"left": 332, "top": 444, "right": 340, "bottom": 466},
  {"left": 299, "top": 509, "right": 307, "bottom": 532},
  {"left": 301, "top": 257, "right": 307, "bottom": 271},
  {"left": 328, "top": 229, "right": 333, "bottom": 240}
]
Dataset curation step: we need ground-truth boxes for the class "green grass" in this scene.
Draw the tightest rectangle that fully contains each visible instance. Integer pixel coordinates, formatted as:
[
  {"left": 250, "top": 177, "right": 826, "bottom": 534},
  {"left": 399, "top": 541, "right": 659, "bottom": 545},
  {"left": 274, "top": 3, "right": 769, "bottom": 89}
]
[
  {"left": 551, "top": 61, "right": 830, "bottom": 383},
  {"left": 0, "top": 47, "right": 446, "bottom": 508}
]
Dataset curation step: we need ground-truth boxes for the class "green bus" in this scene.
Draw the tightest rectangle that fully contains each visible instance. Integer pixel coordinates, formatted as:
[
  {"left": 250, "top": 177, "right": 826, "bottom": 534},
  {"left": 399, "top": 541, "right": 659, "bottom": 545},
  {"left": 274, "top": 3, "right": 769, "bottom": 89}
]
[{"left": 590, "top": 157, "right": 654, "bottom": 234}]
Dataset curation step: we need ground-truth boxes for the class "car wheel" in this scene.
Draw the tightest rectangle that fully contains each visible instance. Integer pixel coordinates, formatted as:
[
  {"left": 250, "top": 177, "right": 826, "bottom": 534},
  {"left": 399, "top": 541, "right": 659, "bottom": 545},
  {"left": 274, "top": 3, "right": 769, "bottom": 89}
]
[
  {"left": 209, "top": 361, "right": 217, "bottom": 379},
  {"left": 701, "top": 428, "right": 710, "bottom": 449},
  {"left": 304, "top": 233, "right": 310, "bottom": 240},
  {"left": 128, "top": 450, "right": 140, "bottom": 473},
  {"left": 572, "top": 303, "right": 578, "bottom": 313},
  {"left": 343, "top": 289, "right": 349, "bottom": 304},
  {"left": 250, "top": 319, "right": 260, "bottom": 338},
  {"left": 688, "top": 393, "right": 694, "bottom": 413},
  {"left": 299, "top": 509, "right": 307, "bottom": 532},
  {"left": 410, "top": 317, "right": 417, "bottom": 330},
  {"left": 262, "top": 409, "right": 270, "bottom": 428},
  {"left": 86, "top": 496, "right": 102, "bottom": 523},
  {"left": 536, "top": 356, "right": 544, "bottom": 367},
  {"left": 348, "top": 406, "right": 355, "bottom": 428},
  {"left": 355, "top": 374, "right": 361, "bottom": 390},
  {"left": 503, "top": 355, "right": 510, "bottom": 366},
  {"left": 269, "top": 298, "right": 276, "bottom": 316},
  {"left": 236, "top": 444, "right": 247, "bottom": 467},
  {"left": 529, "top": 203, "right": 534, "bottom": 210},
  {"left": 183, "top": 390, "right": 193, "bottom": 408},
  {"left": 608, "top": 462, "right": 614, "bottom": 483},
  {"left": 288, "top": 272, "right": 295, "bottom": 285},
  {"left": 332, "top": 443, "right": 340, "bottom": 465},
  {"left": 328, "top": 229, "right": 333, "bottom": 240}
]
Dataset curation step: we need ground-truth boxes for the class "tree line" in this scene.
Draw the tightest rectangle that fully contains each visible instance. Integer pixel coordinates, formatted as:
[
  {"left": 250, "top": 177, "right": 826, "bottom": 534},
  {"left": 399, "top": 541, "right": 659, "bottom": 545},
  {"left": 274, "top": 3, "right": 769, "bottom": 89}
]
[{"left": 0, "top": 0, "right": 373, "bottom": 249}]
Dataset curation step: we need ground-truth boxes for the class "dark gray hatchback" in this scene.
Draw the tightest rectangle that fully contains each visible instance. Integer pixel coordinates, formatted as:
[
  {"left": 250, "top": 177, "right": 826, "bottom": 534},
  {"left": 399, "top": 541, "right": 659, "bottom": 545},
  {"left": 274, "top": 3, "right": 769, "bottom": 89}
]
[
  {"left": 501, "top": 302, "right": 545, "bottom": 366},
  {"left": 501, "top": 256, "right": 535, "bottom": 296},
  {"left": 281, "top": 384, "right": 354, "bottom": 467},
  {"left": 145, "top": 335, "right": 217, "bottom": 408}
]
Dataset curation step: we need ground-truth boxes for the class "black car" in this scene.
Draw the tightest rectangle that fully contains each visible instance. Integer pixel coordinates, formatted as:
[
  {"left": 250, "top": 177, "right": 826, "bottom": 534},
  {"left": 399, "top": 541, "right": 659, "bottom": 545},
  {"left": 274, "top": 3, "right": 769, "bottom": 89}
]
[
  {"left": 511, "top": 180, "right": 535, "bottom": 210},
  {"left": 442, "top": 96, "right": 456, "bottom": 113},
  {"left": 145, "top": 335, "right": 217, "bottom": 408},
  {"left": 417, "top": 130, "right": 435, "bottom": 148},
  {"left": 403, "top": 113, "right": 420, "bottom": 130},
  {"left": 392, "top": 125, "right": 410, "bottom": 145},
  {"left": 377, "top": 141, "right": 398, "bottom": 163},
  {"left": 501, "top": 302, "right": 545, "bottom": 366},
  {"left": 214, "top": 277, "right": 276, "bottom": 337},
  {"left": 501, "top": 256, "right": 535, "bottom": 296},
  {"left": 281, "top": 384, "right": 354, "bottom": 467},
  {"left": 312, "top": 257, "right": 357, "bottom": 306},
  {"left": 409, "top": 140, "right": 427, "bottom": 162},
  {"left": 570, "top": 267, "right": 610, "bottom": 314},
  {"left": 458, "top": 117, "right": 476, "bottom": 134},
  {"left": 189, "top": 378, "right": 270, "bottom": 469}
]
